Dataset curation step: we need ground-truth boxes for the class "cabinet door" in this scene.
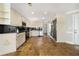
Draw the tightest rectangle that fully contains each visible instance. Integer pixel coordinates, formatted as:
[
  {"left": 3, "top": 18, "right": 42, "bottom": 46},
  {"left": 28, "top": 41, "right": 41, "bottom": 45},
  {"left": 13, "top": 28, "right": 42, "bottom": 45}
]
[
  {"left": 11, "top": 9, "right": 22, "bottom": 26},
  {"left": 0, "top": 33, "right": 16, "bottom": 55},
  {"left": 0, "top": 4, "right": 10, "bottom": 25},
  {"left": 17, "top": 13, "right": 22, "bottom": 26},
  {"left": 11, "top": 9, "right": 17, "bottom": 26}
]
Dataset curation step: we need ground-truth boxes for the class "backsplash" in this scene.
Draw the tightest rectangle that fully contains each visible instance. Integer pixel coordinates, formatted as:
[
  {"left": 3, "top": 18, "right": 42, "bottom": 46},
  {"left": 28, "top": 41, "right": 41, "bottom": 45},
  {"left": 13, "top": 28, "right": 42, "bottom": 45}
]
[
  {"left": 0, "top": 24, "right": 27, "bottom": 34},
  {"left": 0, "top": 24, "right": 17, "bottom": 33}
]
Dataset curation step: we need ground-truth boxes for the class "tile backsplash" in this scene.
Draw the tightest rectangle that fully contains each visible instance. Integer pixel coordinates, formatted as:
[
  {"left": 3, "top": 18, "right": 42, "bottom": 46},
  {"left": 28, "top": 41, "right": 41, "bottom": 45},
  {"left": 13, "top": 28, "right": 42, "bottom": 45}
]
[{"left": 0, "top": 24, "right": 17, "bottom": 33}]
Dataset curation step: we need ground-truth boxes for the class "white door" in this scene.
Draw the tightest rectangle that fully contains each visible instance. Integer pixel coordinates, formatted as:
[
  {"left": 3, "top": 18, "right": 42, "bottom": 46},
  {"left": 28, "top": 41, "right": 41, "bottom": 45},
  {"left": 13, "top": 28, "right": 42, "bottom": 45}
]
[
  {"left": 63, "top": 15, "right": 75, "bottom": 44},
  {"left": 73, "top": 13, "right": 79, "bottom": 45}
]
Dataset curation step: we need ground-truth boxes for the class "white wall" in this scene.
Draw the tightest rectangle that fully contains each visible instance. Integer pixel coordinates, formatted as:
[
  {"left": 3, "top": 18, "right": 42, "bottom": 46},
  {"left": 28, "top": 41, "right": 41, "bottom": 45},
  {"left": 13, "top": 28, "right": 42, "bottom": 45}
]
[
  {"left": 43, "top": 23, "right": 47, "bottom": 34},
  {"left": 48, "top": 13, "right": 79, "bottom": 45},
  {"left": 47, "top": 13, "right": 75, "bottom": 44},
  {"left": 47, "top": 23, "right": 51, "bottom": 36}
]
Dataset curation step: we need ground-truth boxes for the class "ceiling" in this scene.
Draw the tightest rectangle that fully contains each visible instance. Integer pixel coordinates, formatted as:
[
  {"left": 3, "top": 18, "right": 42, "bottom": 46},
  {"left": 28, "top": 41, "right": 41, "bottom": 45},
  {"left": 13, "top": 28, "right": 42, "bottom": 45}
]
[{"left": 11, "top": 3, "right": 79, "bottom": 21}]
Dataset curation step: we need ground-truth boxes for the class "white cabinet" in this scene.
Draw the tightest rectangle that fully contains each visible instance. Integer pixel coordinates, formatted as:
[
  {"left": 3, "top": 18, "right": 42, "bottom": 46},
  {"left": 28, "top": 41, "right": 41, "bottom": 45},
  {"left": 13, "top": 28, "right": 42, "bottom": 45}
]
[
  {"left": 0, "top": 33, "right": 16, "bottom": 55},
  {"left": 11, "top": 9, "right": 17, "bottom": 26},
  {"left": 0, "top": 4, "right": 10, "bottom": 25},
  {"left": 17, "top": 12, "right": 22, "bottom": 26},
  {"left": 22, "top": 16, "right": 26, "bottom": 22},
  {"left": 11, "top": 9, "right": 22, "bottom": 26},
  {"left": 16, "top": 32, "right": 25, "bottom": 48}
]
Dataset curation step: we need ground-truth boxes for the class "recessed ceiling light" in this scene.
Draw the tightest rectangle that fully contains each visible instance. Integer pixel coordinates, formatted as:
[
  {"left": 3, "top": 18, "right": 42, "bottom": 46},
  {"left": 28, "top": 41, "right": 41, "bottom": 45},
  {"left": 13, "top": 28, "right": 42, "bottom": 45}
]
[
  {"left": 28, "top": 3, "right": 32, "bottom": 6},
  {"left": 42, "top": 17, "right": 45, "bottom": 19},
  {"left": 28, "top": 17, "right": 38, "bottom": 21},
  {"left": 32, "top": 11, "right": 34, "bottom": 14},
  {"left": 44, "top": 11, "right": 47, "bottom": 15}
]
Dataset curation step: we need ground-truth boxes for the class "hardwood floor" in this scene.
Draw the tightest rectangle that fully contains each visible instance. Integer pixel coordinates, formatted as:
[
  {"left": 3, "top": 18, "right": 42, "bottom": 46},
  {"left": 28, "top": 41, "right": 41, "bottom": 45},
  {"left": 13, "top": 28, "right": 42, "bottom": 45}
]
[
  {"left": 5, "top": 36, "right": 79, "bottom": 56},
  {"left": 16, "top": 36, "right": 79, "bottom": 56}
]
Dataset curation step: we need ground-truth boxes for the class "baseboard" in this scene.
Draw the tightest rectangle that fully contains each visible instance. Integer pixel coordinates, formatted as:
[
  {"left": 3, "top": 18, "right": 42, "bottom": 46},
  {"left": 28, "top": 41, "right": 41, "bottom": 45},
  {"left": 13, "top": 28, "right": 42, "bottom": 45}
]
[
  {"left": 1, "top": 50, "right": 16, "bottom": 56},
  {"left": 48, "top": 34, "right": 75, "bottom": 45},
  {"left": 57, "top": 40, "right": 75, "bottom": 44},
  {"left": 17, "top": 40, "right": 27, "bottom": 49}
]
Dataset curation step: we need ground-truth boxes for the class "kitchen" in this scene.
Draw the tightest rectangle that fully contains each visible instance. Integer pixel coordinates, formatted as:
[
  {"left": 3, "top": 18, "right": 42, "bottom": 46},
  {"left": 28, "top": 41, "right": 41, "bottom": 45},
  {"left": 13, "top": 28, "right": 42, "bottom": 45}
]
[{"left": 0, "top": 3, "right": 79, "bottom": 56}]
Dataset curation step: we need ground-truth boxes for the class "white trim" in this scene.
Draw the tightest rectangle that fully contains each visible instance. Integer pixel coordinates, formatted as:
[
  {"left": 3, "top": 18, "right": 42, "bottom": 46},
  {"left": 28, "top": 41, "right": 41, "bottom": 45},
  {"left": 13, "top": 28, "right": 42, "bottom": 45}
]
[
  {"left": 66, "top": 9, "right": 79, "bottom": 14},
  {"left": 57, "top": 40, "right": 74, "bottom": 44}
]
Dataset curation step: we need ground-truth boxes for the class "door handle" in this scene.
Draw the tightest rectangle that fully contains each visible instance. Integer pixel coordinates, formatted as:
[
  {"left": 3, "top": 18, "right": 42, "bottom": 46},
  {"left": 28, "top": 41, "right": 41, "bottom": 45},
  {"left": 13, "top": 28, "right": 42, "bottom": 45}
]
[{"left": 74, "top": 31, "right": 77, "bottom": 33}]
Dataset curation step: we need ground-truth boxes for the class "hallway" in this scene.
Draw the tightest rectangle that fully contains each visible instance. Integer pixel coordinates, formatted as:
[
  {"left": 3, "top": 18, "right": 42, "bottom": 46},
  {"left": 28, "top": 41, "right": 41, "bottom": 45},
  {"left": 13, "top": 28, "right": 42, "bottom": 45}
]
[{"left": 14, "top": 36, "right": 79, "bottom": 56}]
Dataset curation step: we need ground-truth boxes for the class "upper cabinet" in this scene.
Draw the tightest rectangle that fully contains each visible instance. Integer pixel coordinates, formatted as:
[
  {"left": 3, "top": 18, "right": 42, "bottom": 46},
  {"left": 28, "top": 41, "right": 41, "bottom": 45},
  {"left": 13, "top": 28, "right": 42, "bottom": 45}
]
[
  {"left": 22, "top": 16, "right": 26, "bottom": 23},
  {"left": 0, "top": 4, "right": 10, "bottom": 25},
  {"left": 0, "top": 6, "right": 27, "bottom": 26},
  {"left": 21, "top": 16, "right": 27, "bottom": 27},
  {"left": 11, "top": 9, "right": 22, "bottom": 26}
]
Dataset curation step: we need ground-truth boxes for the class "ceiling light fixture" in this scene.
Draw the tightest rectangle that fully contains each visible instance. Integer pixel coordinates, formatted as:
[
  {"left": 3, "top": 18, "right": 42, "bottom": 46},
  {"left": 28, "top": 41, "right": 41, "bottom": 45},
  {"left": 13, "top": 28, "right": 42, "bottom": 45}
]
[
  {"left": 42, "top": 17, "right": 45, "bottom": 19},
  {"left": 44, "top": 11, "right": 47, "bottom": 15},
  {"left": 32, "top": 11, "right": 34, "bottom": 14}
]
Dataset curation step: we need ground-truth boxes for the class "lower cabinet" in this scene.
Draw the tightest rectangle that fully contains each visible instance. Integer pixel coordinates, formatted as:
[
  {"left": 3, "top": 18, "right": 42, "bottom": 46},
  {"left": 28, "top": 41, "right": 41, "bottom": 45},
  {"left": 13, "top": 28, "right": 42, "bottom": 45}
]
[
  {"left": 16, "top": 32, "right": 26, "bottom": 48},
  {"left": 0, "top": 33, "right": 16, "bottom": 55}
]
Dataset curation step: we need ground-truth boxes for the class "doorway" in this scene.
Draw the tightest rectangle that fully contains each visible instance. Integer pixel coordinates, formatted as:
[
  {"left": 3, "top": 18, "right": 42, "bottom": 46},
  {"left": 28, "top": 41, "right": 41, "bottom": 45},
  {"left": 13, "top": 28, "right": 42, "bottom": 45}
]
[{"left": 51, "top": 19, "right": 57, "bottom": 41}]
